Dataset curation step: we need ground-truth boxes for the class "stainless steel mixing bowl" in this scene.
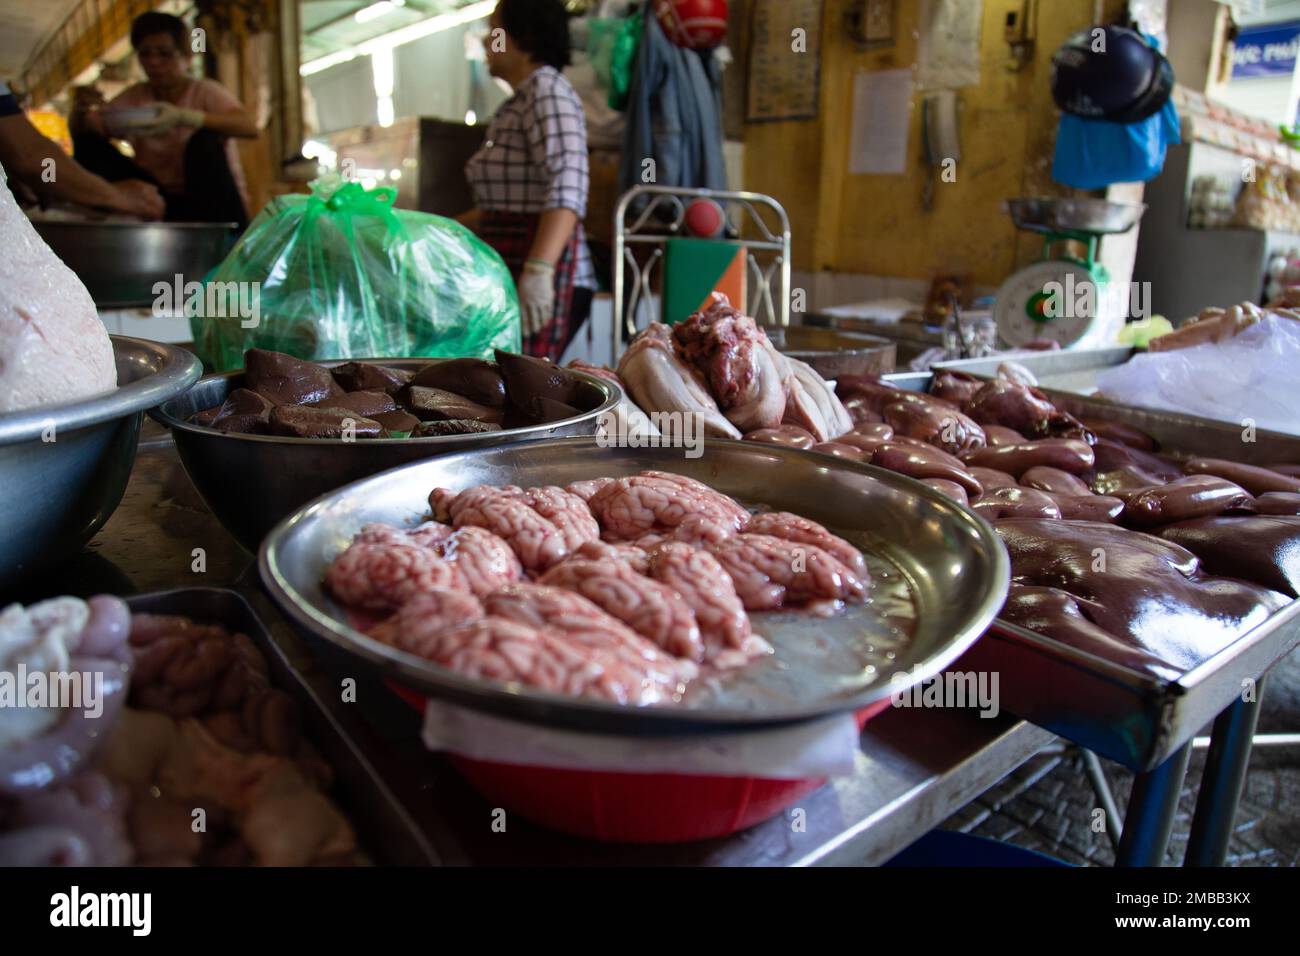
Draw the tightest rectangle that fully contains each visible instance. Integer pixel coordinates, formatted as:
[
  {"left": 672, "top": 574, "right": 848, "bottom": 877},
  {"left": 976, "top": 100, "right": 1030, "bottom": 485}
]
[
  {"left": 150, "top": 359, "right": 621, "bottom": 552},
  {"left": 765, "top": 325, "right": 897, "bottom": 379},
  {"left": 30, "top": 220, "right": 236, "bottom": 309},
  {"left": 1004, "top": 198, "right": 1147, "bottom": 235},
  {"left": 0, "top": 336, "right": 202, "bottom": 586}
]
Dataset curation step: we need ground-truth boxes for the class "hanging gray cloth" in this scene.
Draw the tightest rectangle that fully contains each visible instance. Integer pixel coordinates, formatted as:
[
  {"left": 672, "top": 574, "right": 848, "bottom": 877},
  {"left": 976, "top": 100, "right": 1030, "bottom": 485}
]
[{"left": 619, "top": 11, "right": 727, "bottom": 199}]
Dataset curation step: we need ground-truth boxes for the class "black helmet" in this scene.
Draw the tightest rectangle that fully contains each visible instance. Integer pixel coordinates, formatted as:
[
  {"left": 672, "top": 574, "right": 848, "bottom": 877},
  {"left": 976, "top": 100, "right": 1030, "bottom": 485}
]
[{"left": 1051, "top": 25, "right": 1174, "bottom": 124}]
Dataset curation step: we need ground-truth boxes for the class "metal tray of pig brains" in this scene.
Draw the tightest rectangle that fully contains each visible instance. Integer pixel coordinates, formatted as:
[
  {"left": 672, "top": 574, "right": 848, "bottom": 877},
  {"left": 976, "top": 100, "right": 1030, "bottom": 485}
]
[
  {"left": 889, "top": 372, "right": 1300, "bottom": 771},
  {"left": 127, "top": 588, "right": 439, "bottom": 864},
  {"left": 258, "top": 438, "right": 1011, "bottom": 737}
]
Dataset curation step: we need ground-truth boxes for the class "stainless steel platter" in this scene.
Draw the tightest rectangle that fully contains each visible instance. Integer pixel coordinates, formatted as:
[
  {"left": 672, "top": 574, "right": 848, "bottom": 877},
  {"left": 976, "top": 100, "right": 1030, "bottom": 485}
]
[
  {"left": 259, "top": 438, "right": 1010, "bottom": 736},
  {"left": 151, "top": 359, "right": 621, "bottom": 551},
  {"left": 934, "top": 346, "right": 1134, "bottom": 396},
  {"left": 127, "top": 588, "right": 438, "bottom": 865},
  {"left": 885, "top": 371, "right": 1300, "bottom": 770},
  {"left": 0, "top": 336, "right": 201, "bottom": 586}
]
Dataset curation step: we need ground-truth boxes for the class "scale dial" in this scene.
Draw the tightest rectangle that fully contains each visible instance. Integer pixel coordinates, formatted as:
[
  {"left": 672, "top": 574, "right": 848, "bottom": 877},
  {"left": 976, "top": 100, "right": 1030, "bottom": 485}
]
[{"left": 994, "top": 260, "right": 1103, "bottom": 349}]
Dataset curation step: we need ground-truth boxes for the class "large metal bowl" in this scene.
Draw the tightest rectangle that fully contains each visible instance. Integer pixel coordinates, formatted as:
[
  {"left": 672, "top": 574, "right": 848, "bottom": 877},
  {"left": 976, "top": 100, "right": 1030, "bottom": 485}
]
[
  {"left": 151, "top": 360, "right": 621, "bottom": 552},
  {"left": 1004, "top": 198, "right": 1146, "bottom": 235},
  {"left": 30, "top": 220, "right": 236, "bottom": 309},
  {"left": 259, "top": 438, "right": 1010, "bottom": 736},
  {"left": 0, "top": 336, "right": 202, "bottom": 586},
  {"left": 764, "top": 325, "right": 897, "bottom": 379}
]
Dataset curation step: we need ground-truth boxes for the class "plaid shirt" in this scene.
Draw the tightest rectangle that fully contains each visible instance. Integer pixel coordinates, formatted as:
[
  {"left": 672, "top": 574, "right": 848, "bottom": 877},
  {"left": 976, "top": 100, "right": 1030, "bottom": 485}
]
[{"left": 467, "top": 66, "right": 595, "bottom": 288}]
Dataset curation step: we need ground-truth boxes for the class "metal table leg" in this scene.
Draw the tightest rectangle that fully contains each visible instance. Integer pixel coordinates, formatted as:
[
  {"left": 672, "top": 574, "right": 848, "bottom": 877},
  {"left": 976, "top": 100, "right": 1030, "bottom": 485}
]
[
  {"left": 1185, "top": 677, "right": 1266, "bottom": 867},
  {"left": 1080, "top": 748, "right": 1122, "bottom": 852},
  {"left": 1115, "top": 743, "right": 1191, "bottom": 867}
]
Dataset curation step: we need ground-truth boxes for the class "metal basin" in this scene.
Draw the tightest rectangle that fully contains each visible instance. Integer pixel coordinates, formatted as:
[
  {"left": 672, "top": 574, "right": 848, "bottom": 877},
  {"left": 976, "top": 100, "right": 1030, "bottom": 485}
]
[
  {"left": 259, "top": 438, "right": 1010, "bottom": 735},
  {"left": 30, "top": 220, "right": 236, "bottom": 309},
  {"left": 151, "top": 360, "right": 621, "bottom": 552},
  {"left": 1004, "top": 198, "right": 1146, "bottom": 235},
  {"left": 0, "top": 336, "right": 202, "bottom": 587},
  {"left": 765, "top": 325, "right": 897, "bottom": 379}
]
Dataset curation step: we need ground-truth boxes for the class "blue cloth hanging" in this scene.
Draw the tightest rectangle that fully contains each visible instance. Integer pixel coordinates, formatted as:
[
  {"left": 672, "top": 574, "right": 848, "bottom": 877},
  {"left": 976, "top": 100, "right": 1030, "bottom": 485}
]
[
  {"left": 1052, "top": 96, "right": 1181, "bottom": 189},
  {"left": 1052, "top": 30, "right": 1181, "bottom": 190}
]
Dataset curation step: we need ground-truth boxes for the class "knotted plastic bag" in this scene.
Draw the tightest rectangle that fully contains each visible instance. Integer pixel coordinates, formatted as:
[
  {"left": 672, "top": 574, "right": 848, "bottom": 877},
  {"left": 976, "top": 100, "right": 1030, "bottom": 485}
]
[
  {"left": 1052, "top": 95, "right": 1181, "bottom": 190},
  {"left": 588, "top": 8, "right": 642, "bottom": 111},
  {"left": 192, "top": 178, "right": 520, "bottom": 371}
]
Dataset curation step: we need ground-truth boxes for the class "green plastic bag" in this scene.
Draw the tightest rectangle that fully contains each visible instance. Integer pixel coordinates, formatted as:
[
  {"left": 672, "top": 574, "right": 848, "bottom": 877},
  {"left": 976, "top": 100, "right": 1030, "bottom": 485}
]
[
  {"left": 588, "top": 9, "right": 642, "bottom": 113},
  {"left": 587, "top": 18, "right": 621, "bottom": 92},
  {"left": 193, "top": 177, "right": 521, "bottom": 372}
]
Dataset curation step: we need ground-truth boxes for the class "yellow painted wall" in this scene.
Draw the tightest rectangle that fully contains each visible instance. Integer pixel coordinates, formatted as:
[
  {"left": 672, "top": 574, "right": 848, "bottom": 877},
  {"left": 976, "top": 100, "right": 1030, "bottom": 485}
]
[{"left": 744, "top": 0, "right": 1126, "bottom": 286}]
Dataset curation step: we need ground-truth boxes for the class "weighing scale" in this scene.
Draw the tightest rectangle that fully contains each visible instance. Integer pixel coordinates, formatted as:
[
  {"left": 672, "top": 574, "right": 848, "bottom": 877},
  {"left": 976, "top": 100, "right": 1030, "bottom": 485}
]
[{"left": 994, "top": 198, "right": 1146, "bottom": 350}]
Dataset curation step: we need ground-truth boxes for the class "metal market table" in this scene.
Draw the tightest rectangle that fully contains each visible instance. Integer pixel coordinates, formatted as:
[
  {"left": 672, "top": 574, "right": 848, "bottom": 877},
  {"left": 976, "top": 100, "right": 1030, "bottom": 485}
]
[{"left": 9, "top": 425, "right": 1063, "bottom": 866}]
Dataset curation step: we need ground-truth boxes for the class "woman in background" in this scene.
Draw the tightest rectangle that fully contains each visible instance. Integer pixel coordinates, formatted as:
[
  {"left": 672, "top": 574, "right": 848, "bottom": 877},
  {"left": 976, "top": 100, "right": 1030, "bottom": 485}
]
[
  {"left": 462, "top": 0, "right": 595, "bottom": 361},
  {"left": 0, "top": 80, "right": 163, "bottom": 218},
  {"left": 72, "top": 12, "right": 257, "bottom": 227}
]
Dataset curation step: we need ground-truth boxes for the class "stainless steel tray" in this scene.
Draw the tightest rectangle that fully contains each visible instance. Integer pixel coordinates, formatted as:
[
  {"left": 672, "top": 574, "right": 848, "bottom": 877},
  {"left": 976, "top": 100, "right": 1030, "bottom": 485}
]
[
  {"left": 885, "top": 372, "right": 1300, "bottom": 771},
  {"left": 258, "top": 438, "right": 1010, "bottom": 736},
  {"left": 126, "top": 587, "right": 438, "bottom": 865},
  {"left": 1043, "top": 385, "right": 1300, "bottom": 465},
  {"left": 934, "top": 347, "right": 1134, "bottom": 396}
]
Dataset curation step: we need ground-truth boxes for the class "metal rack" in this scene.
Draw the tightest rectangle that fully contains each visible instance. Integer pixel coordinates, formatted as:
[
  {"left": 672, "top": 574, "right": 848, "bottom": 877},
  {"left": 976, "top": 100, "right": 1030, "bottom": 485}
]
[{"left": 611, "top": 185, "right": 792, "bottom": 360}]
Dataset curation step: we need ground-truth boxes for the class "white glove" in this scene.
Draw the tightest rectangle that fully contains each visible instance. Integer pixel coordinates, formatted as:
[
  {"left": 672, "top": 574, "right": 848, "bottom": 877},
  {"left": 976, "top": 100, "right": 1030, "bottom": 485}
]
[
  {"left": 518, "top": 258, "right": 556, "bottom": 337},
  {"left": 135, "top": 102, "right": 205, "bottom": 136}
]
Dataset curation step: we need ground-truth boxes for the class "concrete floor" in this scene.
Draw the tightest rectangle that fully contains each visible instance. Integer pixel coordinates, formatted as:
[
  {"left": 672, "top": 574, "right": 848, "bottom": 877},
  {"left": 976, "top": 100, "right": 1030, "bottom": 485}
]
[{"left": 940, "top": 648, "right": 1300, "bottom": 866}]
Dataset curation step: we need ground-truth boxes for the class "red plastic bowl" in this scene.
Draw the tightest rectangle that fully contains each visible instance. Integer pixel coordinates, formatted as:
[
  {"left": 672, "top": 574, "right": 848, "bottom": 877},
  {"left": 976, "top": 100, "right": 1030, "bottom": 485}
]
[{"left": 388, "top": 680, "right": 887, "bottom": 843}]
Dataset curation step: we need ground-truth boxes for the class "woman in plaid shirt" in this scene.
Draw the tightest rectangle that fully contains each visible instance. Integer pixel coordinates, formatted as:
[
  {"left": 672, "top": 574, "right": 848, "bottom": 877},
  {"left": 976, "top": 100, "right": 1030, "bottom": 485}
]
[{"left": 462, "top": 0, "right": 595, "bottom": 361}]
